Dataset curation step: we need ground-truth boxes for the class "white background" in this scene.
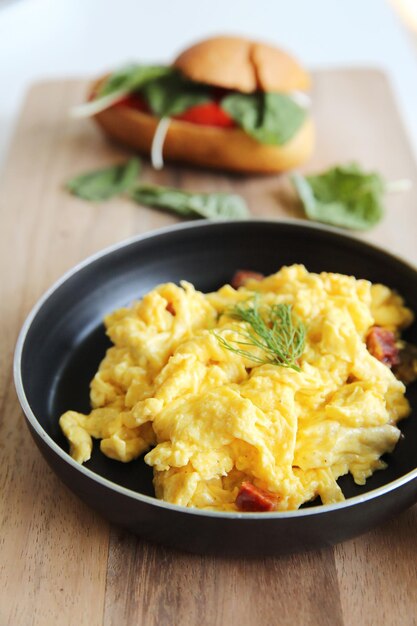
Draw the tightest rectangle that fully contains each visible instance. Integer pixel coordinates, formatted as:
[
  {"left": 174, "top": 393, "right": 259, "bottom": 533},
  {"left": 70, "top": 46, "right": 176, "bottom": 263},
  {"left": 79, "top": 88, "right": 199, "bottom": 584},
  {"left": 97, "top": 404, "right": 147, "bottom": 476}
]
[{"left": 1, "top": 0, "right": 417, "bottom": 169}]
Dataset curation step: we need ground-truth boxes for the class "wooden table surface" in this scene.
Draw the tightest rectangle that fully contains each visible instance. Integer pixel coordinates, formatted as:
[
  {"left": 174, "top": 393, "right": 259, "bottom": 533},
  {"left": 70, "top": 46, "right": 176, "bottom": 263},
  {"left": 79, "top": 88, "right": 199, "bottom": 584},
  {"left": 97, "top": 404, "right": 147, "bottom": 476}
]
[{"left": 1, "top": 69, "right": 417, "bottom": 626}]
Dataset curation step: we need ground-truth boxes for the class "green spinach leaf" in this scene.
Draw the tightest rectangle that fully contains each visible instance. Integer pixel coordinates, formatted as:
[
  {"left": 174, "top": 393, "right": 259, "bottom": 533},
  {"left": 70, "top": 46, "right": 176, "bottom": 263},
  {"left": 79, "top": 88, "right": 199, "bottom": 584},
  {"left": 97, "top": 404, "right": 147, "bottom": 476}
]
[
  {"left": 141, "top": 74, "right": 212, "bottom": 117},
  {"left": 221, "top": 92, "right": 306, "bottom": 145},
  {"left": 291, "top": 163, "right": 385, "bottom": 230},
  {"left": 66, "top": 158, "right": 141, "bottom": 201},
  {"left": 71, "top": 65, "right": 174, "bottom": 117},
  {"left": 98, "top": 64, "right": 174, "bottom": 97},
  {"left": 130, "top": 184, "right": 249, "bottom": 220}
]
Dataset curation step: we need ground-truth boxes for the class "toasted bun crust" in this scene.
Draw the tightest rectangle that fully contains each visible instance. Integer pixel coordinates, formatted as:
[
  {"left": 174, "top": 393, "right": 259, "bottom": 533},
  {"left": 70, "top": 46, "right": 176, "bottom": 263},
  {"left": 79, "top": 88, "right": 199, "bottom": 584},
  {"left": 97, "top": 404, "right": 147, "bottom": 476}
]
[
  {"left": 173, "top": 36, "right": 311, "bottom": 93},
  {"left": 93, "top": 101, "right": 314, "bottom": 174}
]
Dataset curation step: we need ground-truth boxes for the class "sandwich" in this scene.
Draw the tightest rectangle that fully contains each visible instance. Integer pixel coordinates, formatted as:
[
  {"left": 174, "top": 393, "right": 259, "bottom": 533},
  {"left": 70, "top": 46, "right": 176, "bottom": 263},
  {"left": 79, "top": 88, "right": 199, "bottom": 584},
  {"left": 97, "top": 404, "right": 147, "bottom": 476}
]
[{"left": 72, "top": 36, "right": 314, "bottom": 174}]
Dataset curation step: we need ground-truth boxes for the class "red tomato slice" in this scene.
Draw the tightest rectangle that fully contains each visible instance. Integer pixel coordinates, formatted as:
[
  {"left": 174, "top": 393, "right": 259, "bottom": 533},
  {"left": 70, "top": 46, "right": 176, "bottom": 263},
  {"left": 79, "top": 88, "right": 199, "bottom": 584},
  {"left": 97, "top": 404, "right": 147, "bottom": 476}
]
[
  {"left": 175, "top": 102, "right": 235, "bottom": 128},
  {"left": 116, "top": 94, "right": 234, "bottom": 128},
  {"left": 117, "top": 94, "right": 150, "bottom": 112}
]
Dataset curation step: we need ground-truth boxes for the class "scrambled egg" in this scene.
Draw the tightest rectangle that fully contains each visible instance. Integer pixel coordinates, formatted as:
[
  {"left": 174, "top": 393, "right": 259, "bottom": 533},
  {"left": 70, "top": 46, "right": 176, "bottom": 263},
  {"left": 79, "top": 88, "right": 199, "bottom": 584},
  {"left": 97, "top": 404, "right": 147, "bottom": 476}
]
[{"left": 59, "top": 265, "right": 413, "bottom": 511}]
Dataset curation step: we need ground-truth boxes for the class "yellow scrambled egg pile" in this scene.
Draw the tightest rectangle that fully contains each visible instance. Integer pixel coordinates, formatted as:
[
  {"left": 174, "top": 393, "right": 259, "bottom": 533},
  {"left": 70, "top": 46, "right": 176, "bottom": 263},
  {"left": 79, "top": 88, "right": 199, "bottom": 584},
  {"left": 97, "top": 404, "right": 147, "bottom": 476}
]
[{"left": 59, "top": 265, "right": 413, "bottom": 511}]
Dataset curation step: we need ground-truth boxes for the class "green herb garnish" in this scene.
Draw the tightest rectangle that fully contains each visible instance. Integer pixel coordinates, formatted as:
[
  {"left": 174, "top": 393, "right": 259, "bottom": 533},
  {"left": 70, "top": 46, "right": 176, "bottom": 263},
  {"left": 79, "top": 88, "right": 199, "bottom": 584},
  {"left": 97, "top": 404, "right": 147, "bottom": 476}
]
[
  {"left": 291, "top": 163, "right": 387, "bottom": 230},
  {"left": 215, "top": 296, "right": 306, "bottom": 370},
  {"left": 130, "top": 184, "right": 249, "bottom": 220},
  {"left": 221, "top": 92, "right": 306, "bottom": 145},
  {"left": 66, "top": 158, "right": 141, "bottom": 201}
]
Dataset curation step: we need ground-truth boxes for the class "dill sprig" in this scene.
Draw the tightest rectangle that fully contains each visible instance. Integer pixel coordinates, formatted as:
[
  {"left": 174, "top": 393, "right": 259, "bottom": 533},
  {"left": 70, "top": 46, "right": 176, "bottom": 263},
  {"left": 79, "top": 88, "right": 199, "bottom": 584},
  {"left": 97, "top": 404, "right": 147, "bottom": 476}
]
[{"left": 214, "top": 295, "right": 306, "bottom": 371}]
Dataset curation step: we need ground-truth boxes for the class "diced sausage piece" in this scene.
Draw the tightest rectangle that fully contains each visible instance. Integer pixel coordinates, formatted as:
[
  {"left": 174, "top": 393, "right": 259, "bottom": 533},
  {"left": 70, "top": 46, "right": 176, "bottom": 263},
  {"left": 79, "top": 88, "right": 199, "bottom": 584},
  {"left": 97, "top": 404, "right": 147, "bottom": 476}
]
[
  {"left": 393, "top": 342, "right": 417, "bottom": 384},
  {"left": 231, "top": 270, "right": 264, "bottom": 289},
  {"left": 366, "top": 326, "right": 400, "bottom": 367},
  {"left": 235, "top": 481, "right": 279, "bottom": 512},
  {"left": 166, "top": 302, "right": 176, "bottom": 315}
]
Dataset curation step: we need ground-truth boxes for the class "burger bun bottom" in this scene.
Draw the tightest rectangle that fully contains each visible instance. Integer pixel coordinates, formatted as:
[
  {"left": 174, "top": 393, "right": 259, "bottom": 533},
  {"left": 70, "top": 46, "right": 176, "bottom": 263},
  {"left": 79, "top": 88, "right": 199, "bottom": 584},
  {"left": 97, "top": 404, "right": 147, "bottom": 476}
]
[{"left": 93, "top": 105, "right": 314, "bottom": 174}]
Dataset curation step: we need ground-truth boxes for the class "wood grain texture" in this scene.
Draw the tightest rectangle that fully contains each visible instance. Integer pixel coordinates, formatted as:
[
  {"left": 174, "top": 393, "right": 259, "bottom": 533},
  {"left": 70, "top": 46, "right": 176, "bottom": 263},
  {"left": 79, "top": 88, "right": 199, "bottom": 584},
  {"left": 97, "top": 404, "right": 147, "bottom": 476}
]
[
  {"left": 335, "top": 508, "right": 417, "bottom": 626},
  {"left": 1, "top": 69, "right": 416, "bottom": 625},
  {"left": 0, "top": 82, "right": 111, "bottom": 626},
  {"left": 104, "top": 530, "right": 344, "bottom": 626}
]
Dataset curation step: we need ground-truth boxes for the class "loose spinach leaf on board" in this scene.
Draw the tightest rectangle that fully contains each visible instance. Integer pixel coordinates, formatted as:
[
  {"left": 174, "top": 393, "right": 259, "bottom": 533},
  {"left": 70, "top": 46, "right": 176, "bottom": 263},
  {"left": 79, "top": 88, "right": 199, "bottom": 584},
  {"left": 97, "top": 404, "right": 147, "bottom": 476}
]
[
  {"left": 66, "top": 158, "right": 141, "bottom": 201},
  {"left": 141, "top": 74, "right": 212, "bottom": 117},
  {"left": 221, "top": 92, "right": 306, "bottom": 145},
  {"left": 65, "top": 159, "right": 249, "bottom": 220},
  {"left": 130, "top": 184, "right": 249, "bottom": 220},
  {"left": 98, "top": 64, "right": 174, "bottom": 97},
  {"left": 291, "top": 163, "right": 385, "bottom": 230}
]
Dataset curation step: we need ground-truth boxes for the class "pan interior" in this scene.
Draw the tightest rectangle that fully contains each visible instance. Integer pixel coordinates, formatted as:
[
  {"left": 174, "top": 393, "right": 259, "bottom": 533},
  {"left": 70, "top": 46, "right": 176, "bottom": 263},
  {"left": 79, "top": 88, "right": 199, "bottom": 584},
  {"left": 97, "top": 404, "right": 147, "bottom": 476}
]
[{"left": 20, "top": 222, "right": 417, "bottom": 502}]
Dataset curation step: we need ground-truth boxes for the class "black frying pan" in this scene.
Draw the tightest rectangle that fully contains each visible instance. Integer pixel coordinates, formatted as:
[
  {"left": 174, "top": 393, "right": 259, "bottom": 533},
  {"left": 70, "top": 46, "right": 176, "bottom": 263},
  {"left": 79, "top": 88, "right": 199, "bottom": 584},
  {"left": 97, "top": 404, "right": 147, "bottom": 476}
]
[{"left": 14, "top": 220, "right": 417, "bottom": 556}]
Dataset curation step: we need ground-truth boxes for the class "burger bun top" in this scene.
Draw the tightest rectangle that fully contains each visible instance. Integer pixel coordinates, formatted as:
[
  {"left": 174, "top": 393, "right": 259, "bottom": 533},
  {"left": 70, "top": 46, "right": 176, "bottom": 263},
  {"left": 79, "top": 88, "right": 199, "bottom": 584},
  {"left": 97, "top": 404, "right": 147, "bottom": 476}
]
[{"left": 172, "top": 35, "right": 311, "bottom": 94}]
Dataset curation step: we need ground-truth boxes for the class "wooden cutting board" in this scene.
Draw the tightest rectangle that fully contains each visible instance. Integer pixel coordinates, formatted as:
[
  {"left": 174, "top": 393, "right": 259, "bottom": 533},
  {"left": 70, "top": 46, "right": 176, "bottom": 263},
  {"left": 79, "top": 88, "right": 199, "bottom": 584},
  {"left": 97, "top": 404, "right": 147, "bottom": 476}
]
[{"left": 1, "top": 69, "right": 417, "bottom": 626}]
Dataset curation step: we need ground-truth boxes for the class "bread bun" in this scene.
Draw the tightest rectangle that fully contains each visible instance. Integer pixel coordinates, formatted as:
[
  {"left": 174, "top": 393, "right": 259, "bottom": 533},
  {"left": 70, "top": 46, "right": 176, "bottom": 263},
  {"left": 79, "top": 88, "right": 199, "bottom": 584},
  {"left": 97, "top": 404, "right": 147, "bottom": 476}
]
[
  {"left": 173, "top": 36, "right": 311, "bottom": 93},
  {"left": 91, "top": 36, "right": 313, "bottom": 174},
  {"left": 93, "top": 101, "right": 314, "bottom": 174}
]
